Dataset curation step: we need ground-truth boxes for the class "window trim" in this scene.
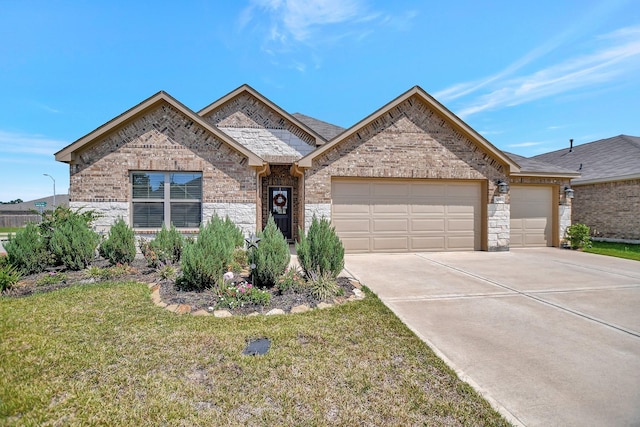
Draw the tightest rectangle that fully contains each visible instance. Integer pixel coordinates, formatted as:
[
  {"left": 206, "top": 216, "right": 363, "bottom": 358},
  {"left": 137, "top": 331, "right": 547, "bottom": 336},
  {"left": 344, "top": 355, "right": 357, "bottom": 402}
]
[{"left": 130, "top": 171, "right": 203, "bottom": 229}]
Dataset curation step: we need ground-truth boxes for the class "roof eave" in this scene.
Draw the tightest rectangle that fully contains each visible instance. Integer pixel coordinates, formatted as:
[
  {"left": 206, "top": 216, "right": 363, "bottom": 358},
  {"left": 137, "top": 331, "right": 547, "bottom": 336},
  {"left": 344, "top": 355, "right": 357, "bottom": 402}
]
[
  {"left": 510, "top": 171, "right": 582, "bottom": 179},
  {"left": 571, "top": 172, "right": 640, "bottom": 185}
]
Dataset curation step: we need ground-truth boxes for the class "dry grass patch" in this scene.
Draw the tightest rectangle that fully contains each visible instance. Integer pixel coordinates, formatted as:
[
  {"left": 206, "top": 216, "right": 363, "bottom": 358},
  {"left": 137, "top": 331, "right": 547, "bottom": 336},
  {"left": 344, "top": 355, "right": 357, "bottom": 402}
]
[{"left": 1, "top": 282, "right": 510, "bottom": 426}]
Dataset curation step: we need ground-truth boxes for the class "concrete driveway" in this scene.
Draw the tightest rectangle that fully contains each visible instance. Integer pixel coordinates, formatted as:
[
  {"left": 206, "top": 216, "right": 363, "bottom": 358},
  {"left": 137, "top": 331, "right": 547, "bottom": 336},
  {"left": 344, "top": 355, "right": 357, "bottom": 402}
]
[{"left": 344, "top": 248, "right": 640, "bottom": 427}]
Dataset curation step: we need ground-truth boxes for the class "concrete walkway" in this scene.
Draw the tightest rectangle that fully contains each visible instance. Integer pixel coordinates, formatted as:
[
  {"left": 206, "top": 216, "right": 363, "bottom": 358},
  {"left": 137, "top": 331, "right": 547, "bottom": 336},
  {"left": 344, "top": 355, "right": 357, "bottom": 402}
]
[{"left": 344, "top": 248, "right": 640, "bottom": 427}]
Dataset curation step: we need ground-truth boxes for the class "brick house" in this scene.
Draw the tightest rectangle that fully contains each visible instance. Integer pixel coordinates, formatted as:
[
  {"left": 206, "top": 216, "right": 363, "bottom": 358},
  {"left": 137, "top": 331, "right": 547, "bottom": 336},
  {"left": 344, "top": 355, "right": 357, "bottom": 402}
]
[
  {"left": 55, "top": 85, "right": 578, "bottom": 252},
  {"left": 533, "top": 135, "right": 640, "bottom": 241}
]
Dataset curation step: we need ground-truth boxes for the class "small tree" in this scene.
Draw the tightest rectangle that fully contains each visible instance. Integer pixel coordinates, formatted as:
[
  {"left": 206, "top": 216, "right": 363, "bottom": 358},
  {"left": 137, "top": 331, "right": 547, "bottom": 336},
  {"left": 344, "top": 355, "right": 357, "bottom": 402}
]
[
  {"left": 178, "top": 215, "right": 239, "bottom": 291},
  {"left": 296, "top": 216, "right": 344, "bottom": 279},
  {"left": 565, "top": 223, "right": 592, "bottom": 249},
  {"left": 49, "top": 214, "right": 100, "bottom": 270},
  {"left": 5, "top": 223, "right": 49, "bottom": 275},
  {"left": 248, "top": 215, "right": 290, "bottom": 288},
  {"left": 99, "top": 218, "right": 136, "bottom": 265}
]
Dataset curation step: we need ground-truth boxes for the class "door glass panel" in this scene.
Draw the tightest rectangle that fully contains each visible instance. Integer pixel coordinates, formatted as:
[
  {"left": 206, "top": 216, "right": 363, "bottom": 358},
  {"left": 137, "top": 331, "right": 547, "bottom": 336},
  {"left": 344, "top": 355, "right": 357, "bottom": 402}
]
[{"left": 272, "top": 189, "right": 288, "bottom": 215}]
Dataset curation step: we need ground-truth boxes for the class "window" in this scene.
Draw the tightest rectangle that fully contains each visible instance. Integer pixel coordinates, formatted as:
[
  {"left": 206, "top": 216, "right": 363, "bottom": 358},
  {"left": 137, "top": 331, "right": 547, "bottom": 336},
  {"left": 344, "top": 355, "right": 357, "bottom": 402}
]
[{"left": 131, "top": 172, "right": 202, "bottom": 228}]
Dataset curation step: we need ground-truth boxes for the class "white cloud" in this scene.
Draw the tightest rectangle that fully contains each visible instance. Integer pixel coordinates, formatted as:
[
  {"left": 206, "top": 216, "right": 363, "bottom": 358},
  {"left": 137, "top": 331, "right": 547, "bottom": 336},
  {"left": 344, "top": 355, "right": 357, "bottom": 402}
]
[
  {"left": 507, "top": 141, "right": 544, "bottom": 148},
  {"left": 449, "top": 25, "right": 640, "bottom": 118},
  {"left": 0, "top": 130, "right": 68, "bottom": 156}
]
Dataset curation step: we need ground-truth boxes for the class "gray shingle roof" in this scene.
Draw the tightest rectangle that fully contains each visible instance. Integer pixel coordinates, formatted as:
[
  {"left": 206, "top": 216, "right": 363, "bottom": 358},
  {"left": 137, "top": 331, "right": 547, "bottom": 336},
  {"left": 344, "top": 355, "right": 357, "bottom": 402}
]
[
  {"left": 0, "top": 194, "right": 69, "bottom": 213},
  {"left": 504, "top": 152, "right": 580, "bottom": 175},
  {"left": 532, "top": 135, "right": 640, "bottom": 183},
  {"left": 292, "top": 113, "right": 345, "bottom": 141}
]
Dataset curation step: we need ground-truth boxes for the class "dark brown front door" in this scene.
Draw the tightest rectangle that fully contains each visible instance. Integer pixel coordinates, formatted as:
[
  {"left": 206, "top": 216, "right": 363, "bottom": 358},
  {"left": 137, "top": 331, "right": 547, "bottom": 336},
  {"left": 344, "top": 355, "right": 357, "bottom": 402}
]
[{"left": 269, "top": 186, "right": 292, "bottom": 239}]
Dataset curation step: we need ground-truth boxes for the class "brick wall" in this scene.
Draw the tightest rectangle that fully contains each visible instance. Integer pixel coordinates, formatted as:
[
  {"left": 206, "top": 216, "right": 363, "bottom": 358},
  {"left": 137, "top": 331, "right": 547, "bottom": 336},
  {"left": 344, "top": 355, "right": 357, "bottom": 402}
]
[
  {"left": 69, "top": 102, "right": 257, "bottom": 205},
  {"left": 573, "top": 179, "right": 640, "bottom": 240},
  {"left": 304, "top": 95, "right": 508, "bottom": 204}
]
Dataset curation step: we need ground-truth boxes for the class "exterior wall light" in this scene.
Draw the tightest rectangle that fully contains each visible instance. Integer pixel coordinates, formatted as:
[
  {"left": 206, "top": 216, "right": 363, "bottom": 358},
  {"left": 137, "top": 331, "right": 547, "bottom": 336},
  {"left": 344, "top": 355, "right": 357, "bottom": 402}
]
[
  {"left": 564, "top": 186, "right": 574, "bottom": 199},
  {"left": 496, "top": 180, "right": 509, "bottom": 194}
]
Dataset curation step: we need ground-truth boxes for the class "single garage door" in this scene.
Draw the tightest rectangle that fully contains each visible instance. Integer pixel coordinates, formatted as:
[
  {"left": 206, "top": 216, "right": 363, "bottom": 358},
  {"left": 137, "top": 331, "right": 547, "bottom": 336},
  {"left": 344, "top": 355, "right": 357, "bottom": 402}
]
[
  {"left": 510, "top": 186, "right": 553, "bottom": 247},
  {"left": 332, "top": 179, "right": 481, "bottom": 253}
]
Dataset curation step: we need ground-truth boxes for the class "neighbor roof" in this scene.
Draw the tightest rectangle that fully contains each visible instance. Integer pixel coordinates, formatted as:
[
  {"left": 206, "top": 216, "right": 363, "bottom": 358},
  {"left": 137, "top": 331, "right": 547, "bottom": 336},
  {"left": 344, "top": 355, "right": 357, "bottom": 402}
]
[
  {"left": 505, "top": 152, "right": 581, "bottom": 178},
  {"left": 532, "top": 135, "right": 640, "bottom": 184},
  {"left": 297, "top": 85, "right": 520, "bottom": 173}
]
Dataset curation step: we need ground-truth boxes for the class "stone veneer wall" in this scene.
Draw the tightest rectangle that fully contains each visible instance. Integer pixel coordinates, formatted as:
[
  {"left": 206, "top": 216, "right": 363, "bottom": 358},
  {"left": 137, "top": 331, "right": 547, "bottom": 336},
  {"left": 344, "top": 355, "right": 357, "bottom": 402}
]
[
  {"left": 488, "top": 202, "right": 510, "bottom": 251},
  {"left": 304, "top": 95, "right": 509, "bottom": 250},
  {"left": 69, "top": 102, "right": 257, "bottom": 233},
  {"left": 572, "top": 179, "right": 640, "bottom": 240}
]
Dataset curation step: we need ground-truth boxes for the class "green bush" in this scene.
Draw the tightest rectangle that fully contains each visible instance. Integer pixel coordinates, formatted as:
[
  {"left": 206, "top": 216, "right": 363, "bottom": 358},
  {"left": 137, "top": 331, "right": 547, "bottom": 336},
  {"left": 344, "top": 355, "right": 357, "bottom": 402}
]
[
  {"left": 141, "top": 223, "right": 184, "bottom": 268},
  {"left": 99, "top": 218, "right": 136, "bottom": 265},
  {"left": 5, "top": 223, "right": 49, "bottom": 275},
  {"left": 276, "top": 267, "right": 305, "bottom": 293},
  {"left": 248, "top": 216, "right": 290, "bottom": 288},
  {"left": 49, "top": 214, "right": 100, "bottom": 270},
  {"left": 0, "top": 263, "right": 22, "bottom": 292},
  {"left": 178, "top": 215, "right": 240, "bottom": 291},
  {"left": 565, "top": 223, "right": 592, "bottom": 249},
  {"left": 296, "top": 216, "right": 344, "bottom": 279}
]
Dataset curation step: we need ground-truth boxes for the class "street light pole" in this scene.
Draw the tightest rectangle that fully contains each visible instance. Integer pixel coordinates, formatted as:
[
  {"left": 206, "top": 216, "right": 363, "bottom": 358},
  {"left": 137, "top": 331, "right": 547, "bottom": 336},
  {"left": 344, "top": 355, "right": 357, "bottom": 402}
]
[{"left": 43, "top": 174, "right": 56, "bottom": 207}]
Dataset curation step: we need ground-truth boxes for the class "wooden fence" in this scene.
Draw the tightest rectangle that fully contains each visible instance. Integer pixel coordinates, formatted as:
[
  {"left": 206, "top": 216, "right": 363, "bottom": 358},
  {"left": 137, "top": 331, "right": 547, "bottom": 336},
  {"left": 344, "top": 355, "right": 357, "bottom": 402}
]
[{"left": 0, "top": 215, "right": 41, "bottom": 228}]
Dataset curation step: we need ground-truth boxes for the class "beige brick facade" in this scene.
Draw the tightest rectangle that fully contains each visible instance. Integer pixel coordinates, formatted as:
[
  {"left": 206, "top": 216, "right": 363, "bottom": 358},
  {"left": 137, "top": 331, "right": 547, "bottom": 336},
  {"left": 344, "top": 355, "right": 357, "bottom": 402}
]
[
  {"left": 69, "top": 102, "right": 257, "bottom": 205},
  {"left": 304, "top": 95, "right": 508, "bottom": 204},
  {"left": 573, "top": 179, "right": 640, "bottom": 240}
]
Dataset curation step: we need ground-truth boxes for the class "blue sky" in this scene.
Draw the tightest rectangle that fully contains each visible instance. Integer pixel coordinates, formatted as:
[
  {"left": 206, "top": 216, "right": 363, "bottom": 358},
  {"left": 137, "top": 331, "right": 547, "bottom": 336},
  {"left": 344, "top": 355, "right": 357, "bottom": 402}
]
[{"left": 1, "top": 0, "right": 639, "bottom": 202}]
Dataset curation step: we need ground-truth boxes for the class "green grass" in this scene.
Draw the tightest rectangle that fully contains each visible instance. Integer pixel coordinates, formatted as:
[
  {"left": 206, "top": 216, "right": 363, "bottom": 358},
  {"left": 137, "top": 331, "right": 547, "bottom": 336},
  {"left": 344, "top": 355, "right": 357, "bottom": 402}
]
[
  {"left": 0, "top": 227, "right": 22, "bottom": 233},
  {"left": 0, "top": 282, "right": 509, "bottom": 426},
  {"left": 584, "top": 241, "right": 640, "bottom": 261}
]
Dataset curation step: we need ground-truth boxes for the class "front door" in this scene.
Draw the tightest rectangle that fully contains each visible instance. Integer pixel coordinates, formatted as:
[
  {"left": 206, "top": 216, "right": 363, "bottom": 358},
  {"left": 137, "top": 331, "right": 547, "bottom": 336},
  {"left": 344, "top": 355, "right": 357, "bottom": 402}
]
[{"left": 269, "top": 186, "right": 292, "bottom": 239}]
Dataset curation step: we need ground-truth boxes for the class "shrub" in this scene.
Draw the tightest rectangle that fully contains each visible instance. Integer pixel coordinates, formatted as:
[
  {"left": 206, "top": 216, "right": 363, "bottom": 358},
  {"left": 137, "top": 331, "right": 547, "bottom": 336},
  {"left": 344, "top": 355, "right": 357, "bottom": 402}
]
[
  {"left": 178, "top": 215, "right": 240, "bottom": 291},
  {"left": 48, "top": 214, "right": 100, "bottom": 270},
  {"left": 230, "top": 248, "right": 247, "bottom": 274},
  {"left": 39, "top": 206, "right": 99, "bottom": 259},
  {"left": 216, "top": 281, "right": 271, "bottom": 309},
  {"left": 276, "top": 267, "right": 305, "bottom": 293},
  {"left": 565, "top": 223, "right": 592, "bottom": 249},
  {"left": 248, "top": 215, "right": 290, "bottom": 288},
  {"left": 141, "top": 223, "right": 184, "bottom": 268},
  {"left": 0, "top": 263, "right": 22, "bottom": 292},
  {"left": 99, "top": 218, "right": 136, "bottom": 265},
  {"left": 5, "top": 223, "right": 49, "bottom": 275},
  {"left": 35, "top": 271, "right": 67, "bottom": 286},
  {"left": 307, "top": 269, "right": 340, "bottom": 301},
  {"left": 296, "top": 216, "right": 344, "bottom": 279}
]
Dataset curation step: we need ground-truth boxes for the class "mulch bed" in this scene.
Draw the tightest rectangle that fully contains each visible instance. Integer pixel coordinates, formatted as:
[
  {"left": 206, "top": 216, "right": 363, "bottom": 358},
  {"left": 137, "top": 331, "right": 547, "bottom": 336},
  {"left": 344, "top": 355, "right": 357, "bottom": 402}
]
[{"left": 4, "top": 257, "right": 356, "bottom": 316}]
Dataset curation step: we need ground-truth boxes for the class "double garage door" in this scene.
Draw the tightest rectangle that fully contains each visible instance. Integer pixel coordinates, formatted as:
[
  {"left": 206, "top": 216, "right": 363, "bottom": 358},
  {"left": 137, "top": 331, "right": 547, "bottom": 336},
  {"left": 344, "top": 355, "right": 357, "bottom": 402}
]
[{"left": 332, "top": 179, "right": 481, "bottom": 253}]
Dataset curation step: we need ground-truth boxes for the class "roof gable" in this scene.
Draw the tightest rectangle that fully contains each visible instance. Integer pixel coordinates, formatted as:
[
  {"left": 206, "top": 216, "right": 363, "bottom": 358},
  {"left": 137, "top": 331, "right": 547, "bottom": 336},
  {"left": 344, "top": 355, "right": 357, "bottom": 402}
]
[
  {"left": 532, "top": 135, "right": 640, "bottom": 183},
  {"left": 55, "top": 91, "right": 264, "bottom": 167},
  {"left": 298, "top": 86, "right": 520, "bottom": 173},
  {"left": 199, "top": 84, "right": 327, "bottom": 147}
]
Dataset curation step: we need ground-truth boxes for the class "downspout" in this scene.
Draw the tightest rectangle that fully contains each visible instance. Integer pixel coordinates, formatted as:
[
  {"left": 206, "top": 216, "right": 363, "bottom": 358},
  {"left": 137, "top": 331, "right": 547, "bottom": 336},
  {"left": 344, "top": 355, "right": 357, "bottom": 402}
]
[{"left": 255, "top": 163, "right": 270, "bottom": 233}]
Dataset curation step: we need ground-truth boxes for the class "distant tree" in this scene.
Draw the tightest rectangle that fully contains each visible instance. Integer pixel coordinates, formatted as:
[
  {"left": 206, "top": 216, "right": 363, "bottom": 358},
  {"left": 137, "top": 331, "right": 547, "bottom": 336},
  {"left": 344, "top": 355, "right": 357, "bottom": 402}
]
[{"left": 1, "top": 199, "right": 23, "bottom": 204}]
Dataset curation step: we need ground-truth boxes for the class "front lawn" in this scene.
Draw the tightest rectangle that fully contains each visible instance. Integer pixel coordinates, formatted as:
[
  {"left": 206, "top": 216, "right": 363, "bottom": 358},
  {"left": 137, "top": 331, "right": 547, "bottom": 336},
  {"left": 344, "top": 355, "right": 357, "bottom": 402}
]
[
  {"left": 0, "top": 282, "right": 509, "bottom": 426},
  {"left": 584, "top": 241, "right": 640, "bottom": 261}
]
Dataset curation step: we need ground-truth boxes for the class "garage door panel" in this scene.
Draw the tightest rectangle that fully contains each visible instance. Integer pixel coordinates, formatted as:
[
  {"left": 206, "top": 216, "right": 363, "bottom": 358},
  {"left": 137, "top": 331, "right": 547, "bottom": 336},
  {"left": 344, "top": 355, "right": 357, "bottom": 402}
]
[
  {"left": 411, "top": 218, "right": 445, "bottom": 232},
  {"left": 373, "top": 218, "right": 408, "bottom": 233},
  {"left": 447, "top": 218, "right": 475, "bottom": 231},
  {"left": 332, "top": 180, "right": 480, "bottom": 253},
  {"left": 341, "top": 237, "right": 371, "bottom": 252},
  {"left": 372, "top": 203, "right": 409, "bottom": 214},
  {"left": 332, "top": 218, "right": 370, "bottom": 233},
  {"left": 373, "top": 236, "right": 409, "bottom": 251},
  {"left": 411, "top": 236, "right": 446, "bottom": 250}
]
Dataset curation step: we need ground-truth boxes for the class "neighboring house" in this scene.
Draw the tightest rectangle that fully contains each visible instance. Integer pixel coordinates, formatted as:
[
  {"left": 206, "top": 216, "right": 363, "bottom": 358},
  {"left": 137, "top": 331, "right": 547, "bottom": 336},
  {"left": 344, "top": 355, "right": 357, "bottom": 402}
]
[
  {"left": 533, "top": 135, "right": 640, "bottom": 241},
  {"left": 0, "top": 195, "right": 69, "bottom": 228},
  {"left": 54, "top": 84, "right": 578, "bottom": 253}
]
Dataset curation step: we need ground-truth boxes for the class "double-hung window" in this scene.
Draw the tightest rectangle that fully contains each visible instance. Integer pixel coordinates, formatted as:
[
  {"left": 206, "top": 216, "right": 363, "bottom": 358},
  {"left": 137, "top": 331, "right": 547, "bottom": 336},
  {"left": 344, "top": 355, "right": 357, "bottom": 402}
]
[{"left": 131, "top": 172, "right": 202, "bottom": 228}]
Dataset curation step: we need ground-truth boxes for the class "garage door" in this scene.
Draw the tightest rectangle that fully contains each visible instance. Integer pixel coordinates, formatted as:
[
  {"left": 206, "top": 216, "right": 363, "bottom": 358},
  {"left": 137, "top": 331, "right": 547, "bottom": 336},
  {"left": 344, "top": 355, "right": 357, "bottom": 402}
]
[
  {"left": 510, "top": 186, "right": 553, "bottom": 247},
  {"left": 332, "top": 180, "right": 481, "bottom": 253}
]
